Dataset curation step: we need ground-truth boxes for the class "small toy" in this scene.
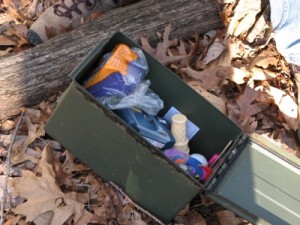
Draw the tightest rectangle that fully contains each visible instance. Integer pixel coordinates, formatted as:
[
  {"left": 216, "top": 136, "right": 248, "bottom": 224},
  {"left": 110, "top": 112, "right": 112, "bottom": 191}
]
[
  {"left": 171, "top": 114, "right": 190, "bottom": 154},
  {"left": 190, "top": 153, "right": 208, "bottom": 166},
  {"left": 208, "top": 153, "right": 220, "bottom": 166},
  {"left": 186, "top": 154, "right": 211, "bottom": 181},
  {"left": 163, "top": 148, "right": 189, "bottom": 165}
]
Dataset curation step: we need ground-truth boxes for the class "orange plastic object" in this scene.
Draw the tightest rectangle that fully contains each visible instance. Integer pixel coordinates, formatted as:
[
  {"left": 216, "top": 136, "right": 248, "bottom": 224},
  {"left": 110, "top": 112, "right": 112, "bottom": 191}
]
[{"left": 84, "top": 44, "right": 138, "bottom": 89}]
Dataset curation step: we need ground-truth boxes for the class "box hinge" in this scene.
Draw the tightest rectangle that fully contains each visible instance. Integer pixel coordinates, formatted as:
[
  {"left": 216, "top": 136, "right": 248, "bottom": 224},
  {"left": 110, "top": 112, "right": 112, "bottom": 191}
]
[{"left": 205, "top": 134, "right": 248, "bottom": 191}]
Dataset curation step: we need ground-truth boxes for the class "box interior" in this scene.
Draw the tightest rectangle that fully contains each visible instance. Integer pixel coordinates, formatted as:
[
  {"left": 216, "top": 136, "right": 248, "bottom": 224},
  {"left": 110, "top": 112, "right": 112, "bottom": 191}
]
[{"left": 73, "top": 33, "right": 243, "bottom": 165}]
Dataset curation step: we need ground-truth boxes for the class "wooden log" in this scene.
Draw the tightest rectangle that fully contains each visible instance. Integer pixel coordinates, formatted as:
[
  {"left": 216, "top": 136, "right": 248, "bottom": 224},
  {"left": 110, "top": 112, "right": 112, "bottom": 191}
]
[{"left": 0, "top": 0, "right": 223, "bottom": 119}]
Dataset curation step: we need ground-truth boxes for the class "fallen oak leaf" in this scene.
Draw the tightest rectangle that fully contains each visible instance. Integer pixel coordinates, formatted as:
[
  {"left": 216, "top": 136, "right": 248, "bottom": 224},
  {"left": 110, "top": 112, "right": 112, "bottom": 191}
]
[
  {"left": 0, "top": 119, "right": 16, "bottom": 132},
  {"left": 74, "top": 209, "right": 95, "bottom": 225},
  {"left": 32, "top": 211, "right": 54, "bottom": 225},
  {"left": 62, "top": 150, "right": 89, "bottom": 174},
  {"left": 228, "top": 85, "right": 268, "bottom": 132},
  {"left": 185, "top": 80, "right": 226, "bottom": 114},
  {"left": 182, "top": 65, "right": 232, "bottom": 92},
  {"left": 12, "top": 105, "right": 52, "bottom": 164},
  {"left": 267, "top": 86, "right": 298, "bottom": 131},
  {"left": 237, "top": 85, "right": 268, "bottom": 121},
  {"left": 116, "top": 203, "right": 148, "bottom": 225},
  {"left": 0, "top": 48, "right": 13, "bottom": 57},
  {"left": 0, "top": 35, "right": 17, "bottom": 46},
  {"left": 12, "top": 114, "right": 44, "bottom": 164},
  {"left": 202, "top": 38, "right": 225, "bottom": 64},
  {"left": 246, "top": 5, "right": 270, "bottom": 44},
  {"left": 249, "top": 50, "right": 279, "bottom": 70},
  {"left": 141, "top": 24, "right": 187, "bottom": 65},
  {"left": 52, "top": 153, "right": 74, "bottom": 187},
  {"left": 168, "top": 38, "right": 195, "bottom": 66},
  {"left": 226, "top": 0, "right": 266, "bottom": 38},
  {"left": 251, "top": 67, "right": 277, "bottom": 81},
  {"left": 10, "top": 145, "right": 84, "bottom": 225},
  {"left": 230, "top": 67, "right": 249, "bottom": 84},
  {"left": 186, "top": 209, "right": 207, "bottom": 225},
  {"left": 91, "top": 195, "right": 118, "bottom": 222},
  {"left": 216, "top": 210, "right": 244, "bottom": 225}
]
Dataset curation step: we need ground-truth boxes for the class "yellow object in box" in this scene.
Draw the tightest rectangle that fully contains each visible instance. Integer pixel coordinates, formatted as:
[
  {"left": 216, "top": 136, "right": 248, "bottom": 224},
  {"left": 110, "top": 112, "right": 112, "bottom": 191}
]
[{"left": 84, "top": 44, "right": 138, "bottom": 89}]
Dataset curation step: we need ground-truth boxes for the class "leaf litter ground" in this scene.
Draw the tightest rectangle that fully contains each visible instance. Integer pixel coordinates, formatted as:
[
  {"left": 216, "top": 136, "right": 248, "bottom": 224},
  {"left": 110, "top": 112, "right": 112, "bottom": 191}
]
[{"left": 1, "top": 0, "right": 300, "bottom": 224}]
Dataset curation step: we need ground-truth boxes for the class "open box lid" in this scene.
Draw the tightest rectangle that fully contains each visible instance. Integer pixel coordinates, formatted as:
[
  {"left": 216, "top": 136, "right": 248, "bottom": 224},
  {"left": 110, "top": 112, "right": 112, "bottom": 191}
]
[{"left": 206, "top": 136, "right": 300, "bottom": 225}]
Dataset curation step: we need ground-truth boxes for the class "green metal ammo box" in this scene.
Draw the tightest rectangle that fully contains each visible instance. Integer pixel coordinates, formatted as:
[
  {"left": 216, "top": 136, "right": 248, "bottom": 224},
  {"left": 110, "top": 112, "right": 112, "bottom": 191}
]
[{"left": 45, "top": 33, "right": 300, "bottom": 224}]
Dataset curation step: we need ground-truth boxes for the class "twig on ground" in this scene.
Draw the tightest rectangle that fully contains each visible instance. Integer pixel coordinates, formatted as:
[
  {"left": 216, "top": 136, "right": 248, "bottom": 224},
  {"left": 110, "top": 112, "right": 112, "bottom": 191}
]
[{"left": 0, "top": 112, "right": 24, "bottom": 225}]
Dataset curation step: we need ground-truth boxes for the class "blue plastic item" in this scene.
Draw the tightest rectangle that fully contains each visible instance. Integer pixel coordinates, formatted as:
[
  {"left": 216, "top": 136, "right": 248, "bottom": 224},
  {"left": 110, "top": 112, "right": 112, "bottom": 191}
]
[{"left": 114, "top": 108, "right": 175, "bottom": 149}]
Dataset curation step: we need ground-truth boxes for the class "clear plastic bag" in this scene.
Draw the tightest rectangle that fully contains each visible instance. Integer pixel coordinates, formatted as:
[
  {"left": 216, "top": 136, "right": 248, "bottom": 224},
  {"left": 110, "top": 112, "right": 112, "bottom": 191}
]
[
  {"left": 84, "top": 45, "right": 149, "bottom": 97},
  {"left": 99, "top": 80, "right": 164, "bottom": 115}
]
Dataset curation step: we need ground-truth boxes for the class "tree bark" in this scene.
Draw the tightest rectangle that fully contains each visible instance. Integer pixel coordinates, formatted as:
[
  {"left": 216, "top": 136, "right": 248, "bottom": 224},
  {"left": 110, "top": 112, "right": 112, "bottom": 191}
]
[{"left": 0, "top": 0, "right": 223, "bottom": 119}]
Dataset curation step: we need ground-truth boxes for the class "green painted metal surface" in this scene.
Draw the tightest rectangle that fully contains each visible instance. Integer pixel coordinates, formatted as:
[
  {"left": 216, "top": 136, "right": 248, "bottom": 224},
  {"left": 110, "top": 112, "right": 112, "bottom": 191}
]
[
  {"left": 45, "top": 32, "right": 300, "bottom": 224},
  {"left": 46, "top": 83, "right": 201, "bottom": 222},
  {"left": 209, "top": 138, "right": 300, "bottom": 225}
]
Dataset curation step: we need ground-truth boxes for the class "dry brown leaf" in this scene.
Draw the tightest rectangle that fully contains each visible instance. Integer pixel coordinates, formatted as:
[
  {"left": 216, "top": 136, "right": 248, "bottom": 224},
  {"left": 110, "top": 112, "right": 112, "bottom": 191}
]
[
  {"left": 92, "top": 205, "right": 109, "bottom": 222},
  {"left": 202, "top": 38, "right": 225, "bottom": 64},
  {"left": 0, "top": 11, "right": 15, "bottom": 25},
  {"left": 227, "top": 0, "right": 264, "bottom": 37},
  {"left": 276, "top": 131, "right": 300, "bottom": 153},
  {"left": 0, "top": 48, "right": 13, "bottom": 57},
  {"left": 117, "top": 203, "right": 134, "bottom": 225},
  {"left": 216, "top": 210, "right": 244, "bottom": 225},
  {"left": 0, "top": 134, "right": 26, "bottom": 148},
  {"left": 74, "top": 210, "right": 94, "bottom": 225},
  {"left": 234, "top": 12, "right": 258, "bottom": 38},
  {"left": 268, "top": 86, "right": 298, "bottom": 131},
  {"left": 182, "top": 65, "right": 231, "bottom": 91},
  {"left": 228, "top": 85, "right": 268, "bottom": 132},
  {"left": 250, "top": 50, "right": 279, "bottom": 70},
  {"left": 12, "top": 111, "right": 45, "bottom": 164},
  {"left": 237, "top": 85, "right": 267, "bottom": 121},
  {"left": 3, "top": 217, "right": 14, "bottom": 225},
  {"left": 12, "top": 23, "right": 28, "bottom": 37},
  {"left": 251, "top": 67, "right": 277, "bottom": 81},
  {"left": 186, "top": 80, "right": 226, "bottom": 114},
  {"left": 186, "top": 209, "right": 207, "bottom": 225},
  {"left": 117, "top": 203, "right": 147, "bottom": 225},
  {"left": 219, "top": 1, "right": 236, "bottom": 27},
  {"left": 62, "top": 150, "right": 88, "bottom": 174},
  {"left": 0, "top": 35, "right": 17, "bottom": 46},
  {"left": 91, "top": 193, "right": 119, "bottom": 222},
  {"left": 141, "top": 24, "right": 187, "bottom": 65},
  {"left": 85, "top": 174, "right": 104, "bottom": 194},
  {"left": 10, "top": 145, "right": 84, "bottom": 225},
  {"left": 27, "top": 0, "right": 39, "bottom": 18},
  {"left": 169, "top": 38, "right": 194, "bottom": 66},
  {"left": 52, "top": 153, "right": 74, "bottom": 187},
  {"left": 32, "top": 211, "right": 54, "bottom": 225},
  {"left": 200, "top": 30, "right": 217, "bottom": 49},
  {"left": 246, "top": 6, "right": 270, "bottom": 43},
  {"left": 0, "top": 119, "right": 16, "bottom": 132},
  {"left": 230, "top": 67, "right": 249, "bottom": 84}
]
